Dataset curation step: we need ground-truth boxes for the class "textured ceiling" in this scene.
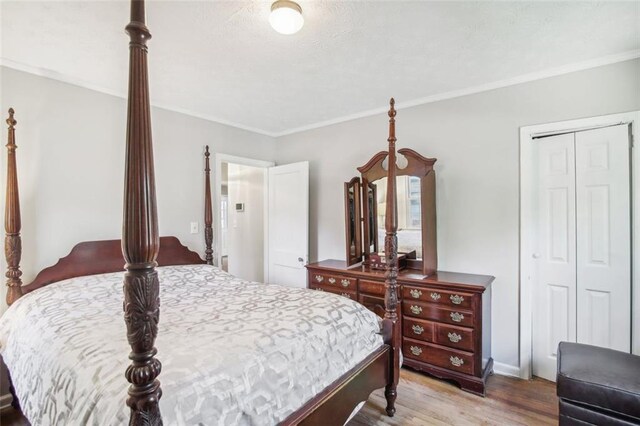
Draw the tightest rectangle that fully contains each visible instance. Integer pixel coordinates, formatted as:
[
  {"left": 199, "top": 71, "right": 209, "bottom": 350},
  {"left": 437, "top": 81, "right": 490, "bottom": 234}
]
[{"left": 1, "top": 1, "right": 639, "bottom": 136}]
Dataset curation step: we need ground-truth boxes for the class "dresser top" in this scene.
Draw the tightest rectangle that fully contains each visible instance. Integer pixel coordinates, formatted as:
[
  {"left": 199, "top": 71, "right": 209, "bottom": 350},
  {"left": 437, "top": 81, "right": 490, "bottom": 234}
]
[{"left": 307, "top": 259, "right": 494, "bottom": 290}]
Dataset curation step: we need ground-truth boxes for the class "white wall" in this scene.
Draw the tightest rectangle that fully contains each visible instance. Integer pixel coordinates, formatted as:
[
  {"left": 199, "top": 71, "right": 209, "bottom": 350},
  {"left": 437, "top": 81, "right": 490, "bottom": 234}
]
[
  {"left": 274, "top": 58, "right": 640, "bottom": 370},
  {"left": 0, "top": 66, "right": 275, "bottom": 313},
  {"left": 227, "top": 163, "right": 265, "bottom": 282}
]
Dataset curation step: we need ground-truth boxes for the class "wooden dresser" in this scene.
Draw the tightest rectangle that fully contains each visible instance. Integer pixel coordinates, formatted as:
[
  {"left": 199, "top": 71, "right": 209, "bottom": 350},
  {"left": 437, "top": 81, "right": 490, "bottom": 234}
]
[{"left": 307, "top": 260, "right": 494, "bottom": 396}]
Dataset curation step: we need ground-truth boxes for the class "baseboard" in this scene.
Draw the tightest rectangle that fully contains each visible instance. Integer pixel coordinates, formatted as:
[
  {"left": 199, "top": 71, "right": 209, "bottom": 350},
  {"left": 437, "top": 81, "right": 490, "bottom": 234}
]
[
  {"left": 0, "top": 393, "right": 13, "bottom": 411},
  {"left": 492, "top": 361, "right": 521, "bottom": 378}
]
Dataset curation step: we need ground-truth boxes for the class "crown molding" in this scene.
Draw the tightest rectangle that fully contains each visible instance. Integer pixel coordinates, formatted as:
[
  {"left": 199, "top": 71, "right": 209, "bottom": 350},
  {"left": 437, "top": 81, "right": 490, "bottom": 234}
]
[
  {"left": 3, "top": 49, "right": 640, "bottom": 139},
  {"left": 274, "top": 49, "right": 640, "bottom": 137},
  {"left": 0, "top": 57, "right": 279, "bottom": 138}
]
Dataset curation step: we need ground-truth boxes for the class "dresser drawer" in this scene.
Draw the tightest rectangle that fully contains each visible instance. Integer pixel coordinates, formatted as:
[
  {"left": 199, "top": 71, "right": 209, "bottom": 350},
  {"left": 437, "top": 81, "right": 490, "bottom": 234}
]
[
  {"left": 403, "top": 317, "right": 434, "bottom": 343},
  {"left": 403, "top": 285, "right": 473, "bottom": 310},
  {"left": 402, "top": 300, "right": 474, "bottom": 327},
  {"left": 309, "top": 272, "right": 357, "bottom": 291},
  {"left": 309, "top": 284, "right": 357, "bottom": 300},
  {"left": 359, "top": 279, "right": 386, "bottom": 296},
  {"left": 434, "top": 323, "right": 475, "bottom": 352},
  {"left": 403, "top": 337, "right": 475, "bottom": 375}
]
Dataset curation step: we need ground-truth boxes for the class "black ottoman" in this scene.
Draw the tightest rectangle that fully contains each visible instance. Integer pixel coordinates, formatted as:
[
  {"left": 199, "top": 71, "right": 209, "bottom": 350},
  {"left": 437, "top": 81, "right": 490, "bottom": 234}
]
[{"left": 557, "top": 342, "right": 640, "bottom": 425}]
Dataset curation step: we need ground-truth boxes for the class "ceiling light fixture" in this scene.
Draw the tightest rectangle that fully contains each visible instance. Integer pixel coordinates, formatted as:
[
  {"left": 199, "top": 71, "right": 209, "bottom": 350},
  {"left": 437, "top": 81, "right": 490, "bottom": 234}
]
[{"left": 269, "top": 0, "right": 304, "bottom": 35}]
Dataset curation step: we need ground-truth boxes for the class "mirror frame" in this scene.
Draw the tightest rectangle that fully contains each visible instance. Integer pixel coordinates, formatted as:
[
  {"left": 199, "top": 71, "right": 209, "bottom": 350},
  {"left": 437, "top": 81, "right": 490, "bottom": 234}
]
[
  {"left": 357, "top": 148, "right": 437, "bottom": 276},
  {"left": 344, "top": 177, "right": 363, "bottom": 266}
]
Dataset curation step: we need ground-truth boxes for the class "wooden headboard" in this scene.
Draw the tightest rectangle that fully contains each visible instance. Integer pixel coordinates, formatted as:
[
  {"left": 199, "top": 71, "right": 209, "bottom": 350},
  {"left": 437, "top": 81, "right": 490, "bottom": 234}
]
[{"left": 22, "top": 236, "right": 205, "bottom": 294}]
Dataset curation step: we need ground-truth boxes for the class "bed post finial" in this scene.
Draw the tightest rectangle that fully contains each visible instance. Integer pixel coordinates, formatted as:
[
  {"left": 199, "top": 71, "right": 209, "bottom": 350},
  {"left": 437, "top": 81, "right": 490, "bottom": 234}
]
[
  {"left": 5, "top": 108, "right": 23, "bottom": 306},
  {"left": 7, "top": 108, "right": 16, "bottom": 127},
  {"left": 388, "top": 98, "right": 396, "bottom": 144},
  {"left": 122, "top": 0, "right": 163, "bottom": 424},
  {"left": 204, "top": 146, "right": 214, "bottom": 265},
  {"left": 383, "top": 97, "right": 400, "bottom": 417}
]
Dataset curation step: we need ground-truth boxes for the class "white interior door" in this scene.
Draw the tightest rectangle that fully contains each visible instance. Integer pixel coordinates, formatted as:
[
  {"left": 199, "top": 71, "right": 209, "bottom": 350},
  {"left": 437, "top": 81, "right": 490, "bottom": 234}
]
[
  {"left": 267, "top": 161, "right": 309, "bottom": 287},
  {"left": 532, "top": 133, "right": 577, "bottom": 382},
  {"left": 575, "top": 125, "right": 631, "bottom": 352}
]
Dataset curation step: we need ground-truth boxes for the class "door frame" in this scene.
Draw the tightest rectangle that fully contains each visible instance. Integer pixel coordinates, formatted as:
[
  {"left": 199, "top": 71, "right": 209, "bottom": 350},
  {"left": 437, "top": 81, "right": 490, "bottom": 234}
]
[
  {"left": 519, "top": 111, "right": 640, "bottom": 379},
  {"left": 213, "top": 153, "right": 275, "bottom": 279}
]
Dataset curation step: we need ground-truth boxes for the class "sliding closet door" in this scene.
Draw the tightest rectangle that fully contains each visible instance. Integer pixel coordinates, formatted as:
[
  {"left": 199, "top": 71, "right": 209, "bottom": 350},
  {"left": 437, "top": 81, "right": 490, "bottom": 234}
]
[
  {"left": 575, "top": 125, "right": 631, "bottom": 352},
  {"left": 532, "top": 133, "right": 577, "bottom": 382}
]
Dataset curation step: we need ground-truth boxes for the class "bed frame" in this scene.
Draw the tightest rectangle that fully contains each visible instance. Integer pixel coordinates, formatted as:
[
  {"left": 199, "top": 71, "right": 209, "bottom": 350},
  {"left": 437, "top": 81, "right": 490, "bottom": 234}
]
[{"left": 3, "top": 1, "right": 402, "bottom": 424}]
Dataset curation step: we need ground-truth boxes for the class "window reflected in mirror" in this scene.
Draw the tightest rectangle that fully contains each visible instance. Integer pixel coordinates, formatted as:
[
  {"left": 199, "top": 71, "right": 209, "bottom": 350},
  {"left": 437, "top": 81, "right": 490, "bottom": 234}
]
[
  {"left": 374, "top": 176, "right": 422, "bottom": 259},
  {"left": 366, "top": 182, "right": 377, "bottom": 254}
]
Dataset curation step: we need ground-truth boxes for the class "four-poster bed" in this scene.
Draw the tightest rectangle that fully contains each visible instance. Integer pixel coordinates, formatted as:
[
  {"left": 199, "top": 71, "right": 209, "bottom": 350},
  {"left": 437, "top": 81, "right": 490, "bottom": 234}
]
[{"left": 0, "top": 0, "right": 403, "bottom": 424}]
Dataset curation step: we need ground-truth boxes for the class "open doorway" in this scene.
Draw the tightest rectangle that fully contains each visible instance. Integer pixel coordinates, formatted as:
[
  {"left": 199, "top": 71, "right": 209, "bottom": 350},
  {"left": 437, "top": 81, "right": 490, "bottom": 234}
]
[
  {"left": 214, "top": 153, "right": 310, "bottom": 287},
  {"left": 215, "top": 154, "right": 274, "bottom": 282},
  {"left": 221, "top": 161, "right": 264, "bottom": 281}
]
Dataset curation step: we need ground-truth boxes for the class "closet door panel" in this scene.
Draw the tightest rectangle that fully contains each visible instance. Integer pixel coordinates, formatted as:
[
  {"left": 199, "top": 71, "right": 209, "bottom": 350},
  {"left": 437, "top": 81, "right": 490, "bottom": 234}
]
[
  {"left": 532, "top": 133, "right": 577, "bottom": 382},
  {"left": 576, "top": 125, "right": 631, "bottom": 352}
]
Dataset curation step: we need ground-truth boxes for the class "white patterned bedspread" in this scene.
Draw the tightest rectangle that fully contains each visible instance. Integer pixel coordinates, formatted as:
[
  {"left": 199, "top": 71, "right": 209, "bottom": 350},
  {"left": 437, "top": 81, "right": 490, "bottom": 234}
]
[{"left": 0, "top": 265, "right": 384, "bottom": 425}]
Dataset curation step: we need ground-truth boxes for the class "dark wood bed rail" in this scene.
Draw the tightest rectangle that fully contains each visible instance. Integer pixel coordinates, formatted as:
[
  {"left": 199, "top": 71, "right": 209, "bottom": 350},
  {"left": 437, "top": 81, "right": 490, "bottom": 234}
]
[
  {"left": 121, "top": 0, "right": 163, "bottom": 423},
  {"left": 4, "top": 108, "right": 23, "bottom": 306},
  {"left": 204, "top": 145, "right": 214, "bottom": 265}
]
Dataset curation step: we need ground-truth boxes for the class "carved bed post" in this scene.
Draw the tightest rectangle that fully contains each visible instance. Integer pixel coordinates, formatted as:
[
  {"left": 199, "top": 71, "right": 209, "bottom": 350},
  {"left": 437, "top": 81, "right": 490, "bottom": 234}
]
[
  {"left": 383, "top": 98, "right": 400, "bottom": 417},
  {"left": 5, "top": 108, "right": 23, "bottom": 306},
  {"left": 204, "top": 146, "right": 214, "bottom": 265},
  {"left": 121, "top": 0, "right": 163, "bottom": 424}
]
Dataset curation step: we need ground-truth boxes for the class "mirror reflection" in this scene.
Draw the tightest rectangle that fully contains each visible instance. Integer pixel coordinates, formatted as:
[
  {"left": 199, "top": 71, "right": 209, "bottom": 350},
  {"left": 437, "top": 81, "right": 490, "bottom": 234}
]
[
  {"left": 344, "top": 177, "right": 362, "bottom": 265},
  {"left": 347, "top": 185, "right": 357, "bottom": 256},
  {"left": 366, "top": 183, "right": 377, "bottom": 254},
  {"left": 374, "top": 176, "right": 422, "bottom": 259}
]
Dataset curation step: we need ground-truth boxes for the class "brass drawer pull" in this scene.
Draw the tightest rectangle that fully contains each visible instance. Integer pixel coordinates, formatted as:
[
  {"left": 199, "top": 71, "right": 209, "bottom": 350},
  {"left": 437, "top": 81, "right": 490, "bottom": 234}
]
[
  {"left": 341, "top": 279, "right": 350, "bottom": 288},
  {"left": 448, "top": 332, "right": 462, "bottom": 343},
  {"left": 328, "top": 277, "right": 336, "bottom": 284},
  {"left": 450, "top": 356, "right": 464, "bottom": 367},
  {"left": 450, "top": 312, "right": 464, "bottom": 323},
  {"left": 410, "top": 346, "right": 423, "bottom": 356},
  {"left": 410, "top": 305, "right": 423, "bottom": 315},
  {"left": 314, "top": 275, "right": 324, "bottom": 283},
  {"left": 410, "top": 289, "right": 422, "bottom": 299},
  {"left": 450, "top": 294, "right": 464, "bottom": 305},
  {"left": 412, "top": 325, "right": 424, "bottom": 335},
  {"left": 341, "top": 293, "right": 351, "bottom": 299},
  {"left": 430, "top": 292, "right": 441, "bottom": 301}
]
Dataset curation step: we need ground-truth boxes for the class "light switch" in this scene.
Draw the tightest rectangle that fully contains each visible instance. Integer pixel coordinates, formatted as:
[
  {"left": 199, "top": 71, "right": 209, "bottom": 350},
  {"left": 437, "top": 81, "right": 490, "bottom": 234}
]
[{"left": 190, "top": 222, "right": 199, "bottom": 234}]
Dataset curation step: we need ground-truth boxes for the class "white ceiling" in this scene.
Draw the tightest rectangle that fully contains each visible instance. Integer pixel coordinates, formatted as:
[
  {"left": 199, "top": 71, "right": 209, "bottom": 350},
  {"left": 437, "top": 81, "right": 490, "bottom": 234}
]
[{"left": 1, "top": 1, "right": 639, "bottom": 136}]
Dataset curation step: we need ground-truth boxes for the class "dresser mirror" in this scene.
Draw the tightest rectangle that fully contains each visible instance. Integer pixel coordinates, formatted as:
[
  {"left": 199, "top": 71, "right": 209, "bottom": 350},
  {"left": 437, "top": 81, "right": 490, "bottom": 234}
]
[
  {"left": 344, "top": 177, "right": 363, "bottom": 265},
  {"left": 373, "top": 176, "right": 423, "bottom": 259},
  {"left": 346, "top": 148, "right": 438, "bottom": 276}
]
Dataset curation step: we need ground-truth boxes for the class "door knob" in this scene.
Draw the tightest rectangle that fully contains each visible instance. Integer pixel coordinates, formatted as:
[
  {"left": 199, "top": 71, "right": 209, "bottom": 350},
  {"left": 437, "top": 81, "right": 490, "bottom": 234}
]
[
  {"left": 532, "top": 253, "right": 540, "bottom": 259},
  {"left": 298, "top": 257, "right": 304, "bottom": 262}
]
